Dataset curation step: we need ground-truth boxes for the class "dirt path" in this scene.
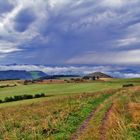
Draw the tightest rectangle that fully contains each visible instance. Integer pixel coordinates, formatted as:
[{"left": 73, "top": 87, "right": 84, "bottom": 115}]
[
  {"left": 99, "top": 103, "right": 114, "bottom": 140},
  {"left": 70, "top": 102, "right": 114, "bottom": 140},
  {"left": 70, "top": 87, "right": 140, "bottom": 140},
  {"left": 99, "top": 87, "right": 139, "bottom": 140},
  {"left": 70, "top": 108, "right": 97, "bottom": 140},
  {"left": 70, "top": 88, "right": 125, "bottom": 140},
  {"left": 70, "top": 100, "right": 114, "bottom": 140}
]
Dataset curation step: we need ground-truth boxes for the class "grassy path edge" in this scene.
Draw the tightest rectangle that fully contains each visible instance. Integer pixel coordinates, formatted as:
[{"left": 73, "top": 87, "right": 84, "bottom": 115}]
[{"left": 70, "top": 109, "right": 96, "bottom": 140}]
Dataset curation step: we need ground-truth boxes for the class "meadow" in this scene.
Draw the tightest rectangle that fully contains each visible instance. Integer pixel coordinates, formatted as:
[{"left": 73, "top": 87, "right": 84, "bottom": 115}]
[
  {"left": 0, "top": 81, "right": 120, "bottom": 100},
  {"left": 0, "top": 78, "right": 139, "bottom": 101},
  {"left": 0, "top": 78, "right": 140, "bottom": 139}
]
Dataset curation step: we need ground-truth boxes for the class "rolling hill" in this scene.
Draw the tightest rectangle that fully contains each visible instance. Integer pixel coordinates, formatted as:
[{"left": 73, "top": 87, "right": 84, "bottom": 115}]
[
  {"left": 83, "top": 72, "right": 112, "bottom": 79},
  {"left": 0, "top": 70, "right": 46, "bottom": 80}
]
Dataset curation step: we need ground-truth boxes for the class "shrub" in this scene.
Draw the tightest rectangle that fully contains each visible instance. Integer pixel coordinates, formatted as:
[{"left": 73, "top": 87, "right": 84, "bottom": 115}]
[
  {"left": 40, "top": 93, "right": 45, "bottom": 97},
  {"left": 123, "top": 84, "right": 134, "bottom": 87},
  {"left": 0, "top": 100, "right": 3, "bottom": 103},
  {"left": 2, "top": 93, "right": 46, "bottom": 104},
  {"left": 14, "top": 95, "right": 24, "bottom": 101},
  {"left": 4, "top": 97, "right": 15, "bottom": 102},
  {"left": 23, "top": 94, "right": 33, "bottom": 99},
  {"left": 34, "top": 93, "right": 45, "bottom": 98},
  {"left": 34, "top": 94, "right": 41, "bottom": 98}
]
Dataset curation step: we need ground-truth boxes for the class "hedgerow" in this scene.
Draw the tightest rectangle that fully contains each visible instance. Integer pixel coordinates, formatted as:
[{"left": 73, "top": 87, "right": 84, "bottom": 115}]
[{"left": 0, "top": 93, "right": 46, "bottom": 103}]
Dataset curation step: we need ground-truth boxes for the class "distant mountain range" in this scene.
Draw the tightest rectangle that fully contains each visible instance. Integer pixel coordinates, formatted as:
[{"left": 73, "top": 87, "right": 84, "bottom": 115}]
[
  {"left": 0, "top": 70, "right": 112, "bottom": 80},
  {"left": 0, "top": 70, "right": 46, "bottom": 80},
  {"left": 0, "top": 70, "right": 81, "bottom": 80}
]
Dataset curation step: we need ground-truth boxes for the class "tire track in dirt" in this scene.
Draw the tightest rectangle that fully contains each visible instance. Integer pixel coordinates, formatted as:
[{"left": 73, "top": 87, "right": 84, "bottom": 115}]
[
  {"left": 99, "top": 103, "right": 114, "bottom": 140},
  {"left": 70, "top": 102, "right": 113, "bottom": 140},
  {"left": 70, "top": 99, "right": 114, "bottom": 140},
  {"left": 100, "top": 86, "right": 140, "bottom": 140},
  {"left": 70, "top": 88, "right": 124, "bottom": 140},
  {"left": 99, "top": 86, "right": 140, "bottom": 140},
  {"left": 70, "top": 108, "right": 97, "bottom": 140}
]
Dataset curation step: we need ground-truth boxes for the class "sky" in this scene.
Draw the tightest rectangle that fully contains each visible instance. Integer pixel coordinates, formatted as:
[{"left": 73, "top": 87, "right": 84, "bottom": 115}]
[{"left": 0, "top": 0, "right": 140, "bottom": 77}]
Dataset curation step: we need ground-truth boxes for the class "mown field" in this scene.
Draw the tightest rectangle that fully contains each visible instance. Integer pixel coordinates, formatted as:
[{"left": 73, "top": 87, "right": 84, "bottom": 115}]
[
  {"left": 0, "top": 78, "right": 140, "bottom": 101},
  {"left": 0, "top": 79, "right": 140, "bottom": 139},
  {"left": 0, "top": 81, "right": 120, "bottom": 100}
]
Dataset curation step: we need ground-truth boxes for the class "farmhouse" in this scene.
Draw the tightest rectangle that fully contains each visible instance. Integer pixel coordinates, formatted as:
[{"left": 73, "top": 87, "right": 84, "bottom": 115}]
[{"left": 83, "top": 72, "right": 112, "bottom": 80}]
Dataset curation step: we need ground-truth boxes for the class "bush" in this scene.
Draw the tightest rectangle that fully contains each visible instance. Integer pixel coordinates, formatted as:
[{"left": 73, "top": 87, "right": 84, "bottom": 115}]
[
  {"left": 123, "top": 84, "right": 134, "bottom": 87},
  {"left": 14, "top": 95, "right": 24, "bottom": 101},
  {"left": 34, "top": 94, "right": 41, "bottom": 98},
  {"left": 2, "top": 93, "right": 46, "bottom": 104},
  {"left": 34, "top": 93, "right": 45, "bottom": 98},
  {"left": 4, "top": 97, "right": 15, "bottom": 102},
  {"left": 23, "top": 94, "right": 33, "bottom": 99},
  {"left": 0, "top": 100, "right": 3, "bottom": 103},
  {"left": 4, "top": 95, "right": 33, "bottom": 102},
  {"left": 41, "top": 93, "right": 45, "bottom": 97}
]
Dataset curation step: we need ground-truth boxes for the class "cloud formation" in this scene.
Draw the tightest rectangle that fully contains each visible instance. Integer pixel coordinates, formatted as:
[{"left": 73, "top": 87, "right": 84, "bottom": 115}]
[
  {"left": 0, "top": 64, "right": 140, "bottom": 78},
  {"left": 0, "top": 0, "right": 140, "bottom": 66},
  {"left": 67, "top": 49, "right": 140, "bottom": 65}
]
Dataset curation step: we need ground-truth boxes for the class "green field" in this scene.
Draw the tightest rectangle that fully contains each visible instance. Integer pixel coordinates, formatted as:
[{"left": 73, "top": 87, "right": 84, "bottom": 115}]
[
  {"left": 0, "top": 78, "right": 140, "bottom": 101},
  {"left": 0, "top": 79, "right": 140, "bottom": 139},
  {"left": 0, "top": 82, "right": 117, "bottom": 99}
]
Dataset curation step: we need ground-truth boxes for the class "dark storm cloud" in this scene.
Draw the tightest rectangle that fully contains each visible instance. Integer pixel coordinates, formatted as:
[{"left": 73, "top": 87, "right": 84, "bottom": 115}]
[
  {"left": 0, "top": 0, "right": 14, "bottom": 14},
  {"left": 0, "top": 0, "right": 140, "bottom": 66},
  {"left": 14, "top": 8, "right": 36, "bottom": 32}
]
